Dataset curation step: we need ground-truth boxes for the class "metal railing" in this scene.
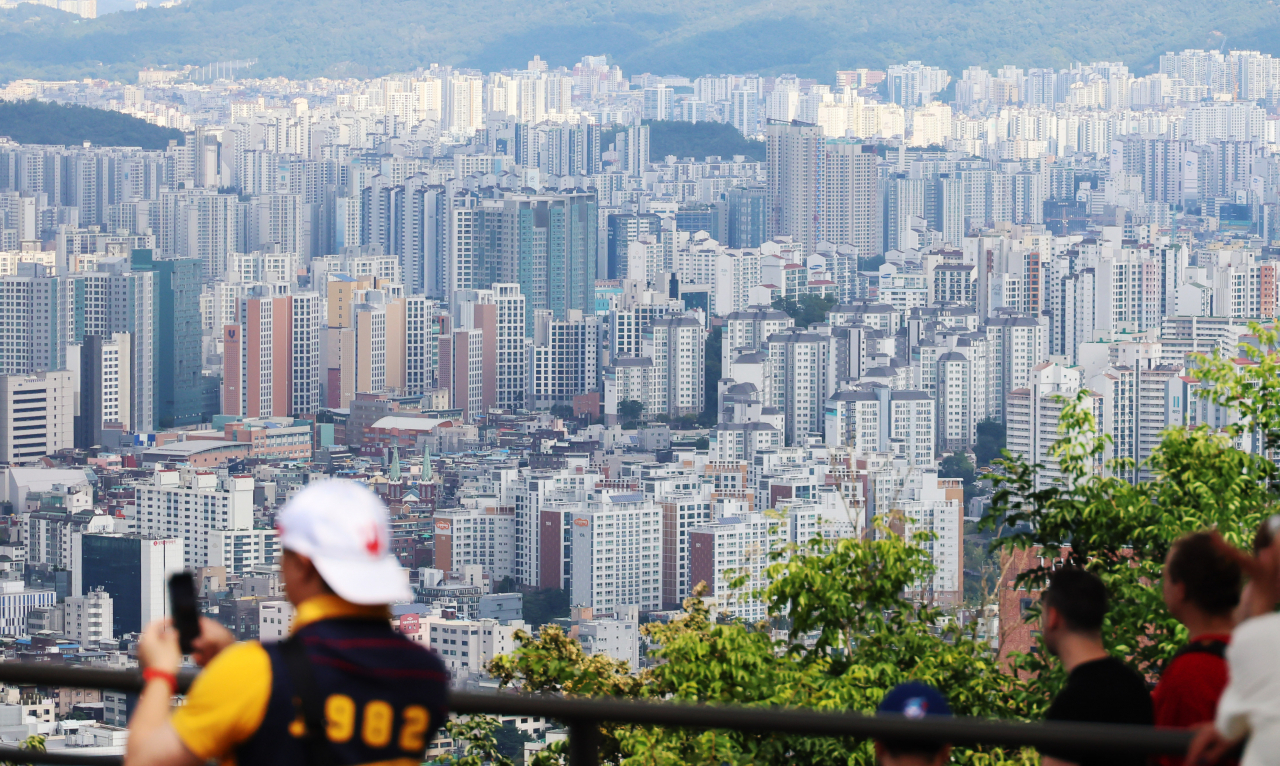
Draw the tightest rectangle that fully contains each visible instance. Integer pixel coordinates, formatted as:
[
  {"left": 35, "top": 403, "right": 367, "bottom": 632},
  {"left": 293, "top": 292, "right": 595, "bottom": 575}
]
[{"left": 0, "top": 663, "right": 1194, "bottom": 766}]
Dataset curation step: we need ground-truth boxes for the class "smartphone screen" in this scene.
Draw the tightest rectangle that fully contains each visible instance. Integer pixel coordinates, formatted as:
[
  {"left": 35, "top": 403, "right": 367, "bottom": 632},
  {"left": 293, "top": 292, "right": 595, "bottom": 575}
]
[{"left": 168, "top": 572, "right": 201, "bottom": 654}]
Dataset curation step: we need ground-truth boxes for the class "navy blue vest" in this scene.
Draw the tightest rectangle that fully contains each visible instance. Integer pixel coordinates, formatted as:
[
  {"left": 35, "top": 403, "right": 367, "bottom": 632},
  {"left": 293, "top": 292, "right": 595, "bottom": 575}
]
[{"left": 234, "top": 618, "right": 449, "bottom": 766}]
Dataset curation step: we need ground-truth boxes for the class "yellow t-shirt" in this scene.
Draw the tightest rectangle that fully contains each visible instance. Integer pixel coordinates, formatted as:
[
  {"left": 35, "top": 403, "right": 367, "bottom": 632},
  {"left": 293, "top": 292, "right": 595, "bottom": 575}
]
[{"left": 171, "top": 595, "right": 391, "bottom": 765}]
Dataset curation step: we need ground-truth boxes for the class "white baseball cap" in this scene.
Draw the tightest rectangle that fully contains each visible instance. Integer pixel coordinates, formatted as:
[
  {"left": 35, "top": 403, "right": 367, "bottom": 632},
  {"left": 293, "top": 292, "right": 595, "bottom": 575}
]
[{"left": 276, "top": 480, "right": 413, "bottom": 605}]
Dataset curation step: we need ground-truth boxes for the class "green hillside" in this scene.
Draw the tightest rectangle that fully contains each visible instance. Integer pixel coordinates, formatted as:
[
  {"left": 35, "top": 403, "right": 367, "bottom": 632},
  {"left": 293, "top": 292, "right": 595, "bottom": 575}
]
[
  {"left": 0, "top": 0, "right": 1277, "bottom": 83},
  {"left": 0, "top": 100, "right": 183, "bottom": 148},
  {"left": 619, "top": 121, "right": 764, "bottom": 161}
]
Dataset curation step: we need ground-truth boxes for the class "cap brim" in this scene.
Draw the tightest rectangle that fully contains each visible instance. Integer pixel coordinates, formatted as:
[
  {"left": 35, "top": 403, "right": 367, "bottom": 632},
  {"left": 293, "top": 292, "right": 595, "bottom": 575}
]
[{"left": 312, "top": 555, "right": 414, "bottom": 605}]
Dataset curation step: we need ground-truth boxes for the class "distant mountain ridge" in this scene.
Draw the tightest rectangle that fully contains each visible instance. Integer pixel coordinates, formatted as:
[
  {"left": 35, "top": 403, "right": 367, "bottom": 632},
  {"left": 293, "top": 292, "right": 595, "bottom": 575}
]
[{"left": 0, "top": 0, "right": 1278, "bottom": 83}]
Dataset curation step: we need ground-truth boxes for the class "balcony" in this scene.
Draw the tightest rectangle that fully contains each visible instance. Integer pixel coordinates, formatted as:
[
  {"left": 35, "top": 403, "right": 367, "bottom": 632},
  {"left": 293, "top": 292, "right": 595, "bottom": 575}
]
[{"left": 0, "top": 663, "right": 1191, "bottom": 766}]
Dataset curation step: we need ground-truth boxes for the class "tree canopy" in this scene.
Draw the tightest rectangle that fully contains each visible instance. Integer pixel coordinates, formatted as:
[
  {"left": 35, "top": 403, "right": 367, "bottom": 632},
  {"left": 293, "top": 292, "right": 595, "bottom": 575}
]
[
  {"left": 973, "top": 418, "right": 1007, "bottom": 467},
  {"left": 644, "top": 121, "right": 764, "bottom": 162},
  {"left": 771, "top": 294, "right": 836, "bottom": 329}
]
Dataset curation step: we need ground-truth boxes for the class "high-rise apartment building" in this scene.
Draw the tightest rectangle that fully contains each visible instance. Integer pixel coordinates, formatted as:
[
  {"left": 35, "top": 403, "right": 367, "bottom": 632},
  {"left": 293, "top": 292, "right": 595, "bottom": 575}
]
[
  {"left": 129, "top": 249, "right": 204, "bottom": 427},
  {"left": 570, "top": 493, "right": 663, "bottom": 617},
  {"left": 529, "top": 309, "right": 600, "bottom": 409},
  {"left": 606, "top": 213, "right": 663, "bottom": 280},
  {"left": 724, "top": 185, "right": 767, "bottom": 249},
  {"left": 766, "top": 121, "right": 823, "bottom": 253},
  {"left": 767, "top": 124, "right": 881, "bottom": 257},
  {"left": 688, "top": 513, "right": 780, "bottom": 621},
  {"left": 0, "top": 264, "right": 74, "bottom": 377},
  {"left": 131, "top": 468, "right": 275, "bottom": 573},
  {"left": 644, "top": 316, "right": 705, "bottom": 419},
  {"left": 824, "top": 388, "right": 935, "bottom": 465},
  {"left": 448, "top": 190, "right": 598, "bottom": 326},
  {"left": 765, "top": 328, "right": 831, "bottom": 445},
  {"left": 222, "top": 289, "right": 321, "bottom": 418},
  {"left": 72, "top": 332, "right": 132, "bottom": 448},
  {"left": 822, "top": 140, "right": 881, "bottom": 258}
]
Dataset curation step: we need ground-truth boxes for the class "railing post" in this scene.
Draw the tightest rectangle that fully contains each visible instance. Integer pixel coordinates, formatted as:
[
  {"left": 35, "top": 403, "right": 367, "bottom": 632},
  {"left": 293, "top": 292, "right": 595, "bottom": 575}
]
[{"left": 566, "top": 718, "right": 601, "bottom": 766}]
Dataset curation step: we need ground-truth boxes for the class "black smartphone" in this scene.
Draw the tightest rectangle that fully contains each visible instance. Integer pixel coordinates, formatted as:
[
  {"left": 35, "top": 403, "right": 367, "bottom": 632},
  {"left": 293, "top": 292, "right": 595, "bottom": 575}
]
[{"left": 168, "top": 572, "right": 201, "bottom": 654}]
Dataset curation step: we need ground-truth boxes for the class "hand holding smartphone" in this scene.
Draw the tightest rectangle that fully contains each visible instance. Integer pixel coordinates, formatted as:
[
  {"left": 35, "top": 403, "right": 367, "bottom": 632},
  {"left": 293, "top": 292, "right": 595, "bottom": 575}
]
[{"left": 168, "top": 572, "right": 202, "bottom": 654}]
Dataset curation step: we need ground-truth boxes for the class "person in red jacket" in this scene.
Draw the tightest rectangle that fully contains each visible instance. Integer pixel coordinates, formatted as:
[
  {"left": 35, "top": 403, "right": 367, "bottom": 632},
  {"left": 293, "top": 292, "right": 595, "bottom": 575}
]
[{"left": 1152, "top": 531, "right": 1242, "bottom": 766}]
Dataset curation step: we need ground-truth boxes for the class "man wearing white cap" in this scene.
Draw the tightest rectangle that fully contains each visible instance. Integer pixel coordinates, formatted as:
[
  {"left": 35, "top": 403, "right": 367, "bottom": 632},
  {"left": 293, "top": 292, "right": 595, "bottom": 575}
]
[{"left": 125, "top": 480, "right": 449, "bottom": 766}]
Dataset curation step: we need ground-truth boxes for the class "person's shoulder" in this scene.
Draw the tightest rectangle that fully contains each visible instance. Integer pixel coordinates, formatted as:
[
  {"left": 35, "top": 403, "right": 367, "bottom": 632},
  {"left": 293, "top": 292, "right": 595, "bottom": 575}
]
[
  {"left": 172, "top": 640, "right": 275, "bottom": 760},
  {"left": 1234, "top": 612, "right": 1280, "bottom": 641},
  {"left": 1227, "top": 613, "right": 1280, "bottom": 661},
  {"left": 1107, "top": 656, "right": 1151, "bottom": 687},
  {"left": 203, "top": 639, "right": 272, "bottom": 677},
  {"left": 1166, "top": 649, "right": 1225, "bottom": 675},
  {"left": 1073, "top": 657, "right": 1148, "bottom": 697}
]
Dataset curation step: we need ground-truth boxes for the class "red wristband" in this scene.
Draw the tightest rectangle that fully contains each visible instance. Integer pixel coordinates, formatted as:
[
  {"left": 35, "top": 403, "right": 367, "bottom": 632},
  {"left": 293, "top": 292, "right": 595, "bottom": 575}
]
[{"left": 142, "top": 668, "right": 178, "bottom": 694}]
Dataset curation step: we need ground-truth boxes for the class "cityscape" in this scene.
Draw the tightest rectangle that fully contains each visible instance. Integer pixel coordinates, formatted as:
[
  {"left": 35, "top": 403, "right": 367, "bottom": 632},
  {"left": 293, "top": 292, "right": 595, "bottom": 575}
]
[{"left": 0, "top": 31, "right": 1274, "bottom": 764}]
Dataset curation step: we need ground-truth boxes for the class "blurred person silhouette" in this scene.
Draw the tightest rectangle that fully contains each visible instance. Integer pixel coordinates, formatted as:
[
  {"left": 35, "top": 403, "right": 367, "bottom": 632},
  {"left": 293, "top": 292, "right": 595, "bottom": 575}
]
[
  {"left": 1187, "top": 517, "right": 1280, "bottom": 766},
  {"left": 1039, "top": 566, "right": 1153, "bottom": 766},
  {"left": 875, "top": 681, "right": 953, "bottom": 766},
  {"left": 1152, "top": 531, "right": 1242, "bottom": 766}
]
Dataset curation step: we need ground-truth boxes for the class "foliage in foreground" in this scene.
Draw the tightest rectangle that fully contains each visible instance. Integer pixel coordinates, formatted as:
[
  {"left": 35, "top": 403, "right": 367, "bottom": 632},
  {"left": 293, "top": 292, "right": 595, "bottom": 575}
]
[
  {"left": 987, "top": 324, "right": 1279, "bottom": 681},
  {"left": 480, "top": 526, "right": 1035, "bottom": 766},
  {"left": 771, "top": 293, "right": 837, "bottom": 329},
  {"left": 448, "top": 322, "right": 1280, "bottom": 765}
]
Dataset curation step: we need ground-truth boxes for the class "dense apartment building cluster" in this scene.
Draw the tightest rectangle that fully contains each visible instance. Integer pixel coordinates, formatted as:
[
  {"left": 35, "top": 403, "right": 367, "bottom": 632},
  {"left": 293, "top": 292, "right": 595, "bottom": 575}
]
[{"left": 0, "top": 49, "right": 1278, "bottom": 750}]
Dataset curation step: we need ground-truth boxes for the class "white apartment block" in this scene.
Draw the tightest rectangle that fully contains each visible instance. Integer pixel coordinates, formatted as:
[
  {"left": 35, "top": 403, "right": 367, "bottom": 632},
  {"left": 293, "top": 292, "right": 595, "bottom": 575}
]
[
  {"left": 987, "top": 315, "right": 1046, "bottom": 422},
  {"left": 603, "top": 358, "right": 652, "bottom": 421},
  {"left": 824, "top": 388, "right": 935, "bottom": 465},
  {"left": 575, "top": 619, "right": 640, "bottom": 667},
  {"left": 29, "top": 509, "right": 113, "bottom": 572},
  {"left": 0, "top": 266, "right": 74, "bottom": 377},
  {"left": 94, "top": 333, "right": 131, "bottom": 432},
  {"left": 434, "top": 502, "right": 517, "bottom": 581},
  {"left": 569, "top": 492, "right": 663, "bottom": 617},
  {"left": 609, "top": 300, "right": 681, "bottom": 362},
  {"left": 492, "top": 284, "right": 527, "bottom": 409},
  {"left": 132, "top": 468, "right": 266, "bottom": 571},
  {"left": 512, "top": 467, "right": 600, "bottom": 589},
  {"left": 76, "top": 266, "right": 155, "bottom": 431},
  {"left": 1006, "top": 363, "right": 1102, "bottom": 490},
  {"left": 644, "top": 316, "right": 705, "bottom": 419},
  {"left": 688, "top": 513, "right": 782, "bottom": 622},
  {"left": 421, "top": 616, "right": 526, "bottom": 677},
  {"left": 658, "top": 491, "right": 715, "bottom": 609},
  {"left": 709, "top": 421, "right": 782, "bottom": 463},
  {"left": 209, "top": 528, "right": 280, "bottom": 577},
  {"left": 0, "top": 370, "right": 75, "bottom": 462},
  {"left": 63, "top": 588, "right": 113, "bottom": 645},
  {"left": 899, "top": 475, "right": 965, "bottom": 607},
  {"left": 720, "top": 307, "right": 793, "bottom": 368},
  {"left": 259, "top": 599, "right": 295, "bottom": 642},
  {"left": 0, "top": 580, "right": 56, "bottom": 637},
  {"left": 530, "top": 309, "right": 599, "bottom": 408},
  {"left": 712, "top": 250, "right": 763, "bottom": 316},
  {"left": 936, "top": 347, "right": 988, "bottom": 451},
  {"left": 765, "top": 329, "right": 831, "bottom": 446},
  {"left": 404, "top": 295, "right": 446, "bottom": 396}
]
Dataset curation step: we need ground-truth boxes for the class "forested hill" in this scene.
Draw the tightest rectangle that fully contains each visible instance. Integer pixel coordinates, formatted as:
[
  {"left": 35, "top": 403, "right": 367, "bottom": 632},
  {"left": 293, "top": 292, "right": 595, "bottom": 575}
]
[
  {"left": 604, "top": 122, "right": 765, "bottom": 162},
  {"left": 0, "top": 101, "right": 182, "bottom": 149},
  {"left": 1, "top": 0, "right": 1279, "bottom": 84}
]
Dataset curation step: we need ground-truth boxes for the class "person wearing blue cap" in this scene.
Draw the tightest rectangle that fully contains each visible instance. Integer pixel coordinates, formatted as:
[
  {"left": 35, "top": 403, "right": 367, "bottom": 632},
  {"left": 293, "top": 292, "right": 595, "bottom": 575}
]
[{"left": 875, "top": 681, "right": 953, "bottom": 766}]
